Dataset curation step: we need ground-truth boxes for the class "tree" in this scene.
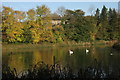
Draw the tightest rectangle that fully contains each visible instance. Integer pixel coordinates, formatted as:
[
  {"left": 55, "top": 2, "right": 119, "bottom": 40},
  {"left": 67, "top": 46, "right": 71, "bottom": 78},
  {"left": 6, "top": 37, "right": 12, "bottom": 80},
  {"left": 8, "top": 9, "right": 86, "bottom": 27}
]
[
  {"left": 88, "top": 5, "right": 95, "bottom": 16},
  {"left": 55, "top": 6, "right": 66, "bottom": 17},
  {"left": 27, "top": 9, "right": 36, "bottom": 21},
  {"left": 52, "top": 25, "right": 64, "bottom": 43},
  {"left": 95, "top": 8, "right": 100, "bottom": 26},
  {"left": 14, "top": 10, "right": 26, "bottom": 22},
  {"left": 2, "top": 7, "right": 26, "bottom": 43},
  {"left": 29, "top": 5, "right": 53, "bottom": 43},
  {"left": 96, "top": 6, "right": 109, "bottom": 40},
  {"left": 62, "top": 9, "right": 92, "bottom": 42},
  {"left": 21, "top": 22, "right": 32, "bottom": 43},
  {"left": 108, "top": 8, "right": 113, "bottom": 25},
  {"left": 51, "top": 13, "right": 61, "bottom": 20},
  {"left": 6, "top": 22, "right": 23, "bottom": 42},
  {"left": 110, "top": 9, "right": 119, "bottom": 40},
  {"left": 2, "top": 6, "right": 14, "bottom": 42},
  {"left": 85, "top": 16, "right": 97, "bottom": 41},
  {"left": 100, "top": 6, "right": 108, "bottom": 22},
  {"left": 2, "top": 5, "right": 119, "bottom": 44}
]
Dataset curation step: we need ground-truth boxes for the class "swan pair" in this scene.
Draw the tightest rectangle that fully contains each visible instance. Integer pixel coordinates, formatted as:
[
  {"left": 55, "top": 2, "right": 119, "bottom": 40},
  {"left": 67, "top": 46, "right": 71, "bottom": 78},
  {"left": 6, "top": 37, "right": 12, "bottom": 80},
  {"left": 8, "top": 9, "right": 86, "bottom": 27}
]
[{"left": 69, "top": 49, "right": 89, "bottom": 55}]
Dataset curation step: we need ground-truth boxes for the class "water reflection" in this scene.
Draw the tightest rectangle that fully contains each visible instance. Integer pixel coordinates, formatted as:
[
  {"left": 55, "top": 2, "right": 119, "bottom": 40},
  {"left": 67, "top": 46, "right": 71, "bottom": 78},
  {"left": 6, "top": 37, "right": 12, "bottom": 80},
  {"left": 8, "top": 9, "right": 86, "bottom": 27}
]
[{"left": 2, "top": 46, "right": 120, "bottom": 74}]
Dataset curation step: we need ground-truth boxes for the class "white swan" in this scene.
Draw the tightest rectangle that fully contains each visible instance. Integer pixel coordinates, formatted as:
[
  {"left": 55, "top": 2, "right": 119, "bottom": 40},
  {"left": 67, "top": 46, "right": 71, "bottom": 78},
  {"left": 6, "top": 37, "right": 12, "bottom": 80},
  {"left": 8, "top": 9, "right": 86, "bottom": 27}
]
[
  {"left": 110, "top": 53, "right": 113, "bottom": 56},
  {"left": 86, "top": 49, "right": 89, "bottom": 53},
  {"left": 69, "top": 50, "right": 73, "bottom": 55}
]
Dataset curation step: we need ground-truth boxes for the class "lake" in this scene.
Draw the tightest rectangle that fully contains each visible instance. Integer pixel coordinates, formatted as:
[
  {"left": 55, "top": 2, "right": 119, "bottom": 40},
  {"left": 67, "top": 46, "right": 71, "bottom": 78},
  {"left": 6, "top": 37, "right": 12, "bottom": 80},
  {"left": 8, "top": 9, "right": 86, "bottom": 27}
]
[{"left": 2, "top": 45, "right": 120, "bottom": 75}]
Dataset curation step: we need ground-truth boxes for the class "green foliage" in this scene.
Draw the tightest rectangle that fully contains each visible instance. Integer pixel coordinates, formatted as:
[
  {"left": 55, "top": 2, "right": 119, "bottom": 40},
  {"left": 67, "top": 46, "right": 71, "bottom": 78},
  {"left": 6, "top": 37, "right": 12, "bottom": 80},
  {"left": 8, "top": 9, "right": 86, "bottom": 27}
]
[
  {"left": 96, "top": 6, "right": 119, "bottom": 41},
  {"left": 108, "top": 9, "right": 119, "bottom": 40},
  {"left": 85, "top": 16, "right": 97, "bottom": 41},
  {"left": 2, "top": 5, "right": 119, "bottom": 44},
  {"left": 6, "top": 22, "right": 23, "bottom": 43},
  {"left": 97, "top": 6, "right": 109, "bottom": 40},
  {"left": 22, "top": 22, "right": 32, "bottom": 43},
  {"left": 2, "top": 7, "right": 24, "bottom": 43},
  {"left": 62, "top": 9, "right": 86, "bottom": 42},
  {"left": 27, "top": 9, "right": 36, "bottom": 21},
  {"left": 52, "top": 25, "right": 64, "bottom": 43},
  {"left": 62, "top": 9, "right": 98, "bottom": 42}
]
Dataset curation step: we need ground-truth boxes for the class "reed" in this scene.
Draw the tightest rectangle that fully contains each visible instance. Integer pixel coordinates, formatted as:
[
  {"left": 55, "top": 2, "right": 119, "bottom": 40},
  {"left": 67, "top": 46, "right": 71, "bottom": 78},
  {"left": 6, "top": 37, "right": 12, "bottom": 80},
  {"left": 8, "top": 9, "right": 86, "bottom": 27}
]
[{"left": 2, "top": 59, "right": 120, "bottom": 80}]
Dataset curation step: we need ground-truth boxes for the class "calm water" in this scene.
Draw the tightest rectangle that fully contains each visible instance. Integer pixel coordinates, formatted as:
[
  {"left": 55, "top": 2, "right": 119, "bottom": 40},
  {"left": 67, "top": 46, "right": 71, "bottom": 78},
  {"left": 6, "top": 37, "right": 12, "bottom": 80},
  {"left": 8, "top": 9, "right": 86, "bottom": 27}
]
[{"left": 2, "top": 45, "right": 120, "bottom": 74}]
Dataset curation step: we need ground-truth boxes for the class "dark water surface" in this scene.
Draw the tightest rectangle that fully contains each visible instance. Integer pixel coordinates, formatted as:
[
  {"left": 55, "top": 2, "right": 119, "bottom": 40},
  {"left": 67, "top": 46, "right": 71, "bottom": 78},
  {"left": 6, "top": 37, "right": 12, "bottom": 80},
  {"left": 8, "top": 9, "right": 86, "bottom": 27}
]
[{"left": 2, "top": 45, "right": 120, "bottom": 74}]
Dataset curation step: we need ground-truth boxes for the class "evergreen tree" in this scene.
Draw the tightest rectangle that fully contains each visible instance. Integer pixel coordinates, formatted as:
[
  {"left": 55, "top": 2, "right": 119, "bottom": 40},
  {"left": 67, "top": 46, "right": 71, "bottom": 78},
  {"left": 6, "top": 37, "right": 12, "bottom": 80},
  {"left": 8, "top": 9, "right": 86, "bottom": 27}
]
[
  {"left": 111, "top": 9, "right": 119, "bottom": 40},
  {"left": 97, "top": 6, "right": 109, "bottom": 40},
  {"left": 108, "top": 8, "right": 119, "bottom": 40},
  {"left": 95, "top": 8, "right": 100, "bottom": 26}
]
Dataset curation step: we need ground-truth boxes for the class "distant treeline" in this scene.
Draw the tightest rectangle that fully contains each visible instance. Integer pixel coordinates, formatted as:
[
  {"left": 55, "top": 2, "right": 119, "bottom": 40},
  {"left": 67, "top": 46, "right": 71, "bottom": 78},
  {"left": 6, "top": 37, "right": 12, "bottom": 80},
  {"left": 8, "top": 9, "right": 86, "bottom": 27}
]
[{"left": 1, "top": 5, "right": 120, "bottom": 44}]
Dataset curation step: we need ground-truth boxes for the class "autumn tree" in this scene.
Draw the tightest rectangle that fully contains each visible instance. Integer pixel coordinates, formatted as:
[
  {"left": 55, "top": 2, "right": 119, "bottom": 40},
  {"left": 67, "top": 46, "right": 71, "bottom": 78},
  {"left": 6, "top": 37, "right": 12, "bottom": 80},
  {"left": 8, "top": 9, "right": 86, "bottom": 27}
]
[
  {"left": 30, "top": 5, "right": 53, "bottom": 43},
  {"left": 22, "top": 9, "right": 36, "bottom": 43},
  {"left": 2, "top": 6, "right": 13, "bottom": 42},
  {"left": 2, "top": 5, "right": 119, "bottom": 44},
  {"left": 27, "top": 9, "right": 36, "bottom": 21}
]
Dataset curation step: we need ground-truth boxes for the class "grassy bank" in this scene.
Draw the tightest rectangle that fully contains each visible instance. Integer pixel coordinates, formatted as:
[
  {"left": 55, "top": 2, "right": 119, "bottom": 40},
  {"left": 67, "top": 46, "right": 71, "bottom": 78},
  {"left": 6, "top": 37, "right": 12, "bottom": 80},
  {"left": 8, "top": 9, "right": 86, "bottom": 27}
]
[{"left": 2, "top": 40, "right": 117, "bottom": 50}]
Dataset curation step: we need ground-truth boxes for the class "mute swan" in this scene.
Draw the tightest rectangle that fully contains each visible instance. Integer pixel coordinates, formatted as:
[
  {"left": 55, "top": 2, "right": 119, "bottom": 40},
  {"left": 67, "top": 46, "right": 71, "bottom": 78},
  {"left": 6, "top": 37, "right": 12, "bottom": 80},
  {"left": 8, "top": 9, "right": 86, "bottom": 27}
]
[
  {"left": 110, "top": 53, "right": 113, "bottom": 56},
  {"left": 86, "top": 49, "right": 89, "bottom": 53},
  {"left": 69, "top": 50, "right": 73, "bottom": 55}
]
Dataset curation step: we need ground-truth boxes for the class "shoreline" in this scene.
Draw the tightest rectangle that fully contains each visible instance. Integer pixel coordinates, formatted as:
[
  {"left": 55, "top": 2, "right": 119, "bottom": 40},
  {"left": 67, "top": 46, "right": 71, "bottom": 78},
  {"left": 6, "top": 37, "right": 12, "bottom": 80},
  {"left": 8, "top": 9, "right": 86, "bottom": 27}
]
[
  {"left": 2, "top": 40, "right": 117, "bottom": 50},
  {"left": 3, "top": 60, "right": 120, "bottom": 80}
]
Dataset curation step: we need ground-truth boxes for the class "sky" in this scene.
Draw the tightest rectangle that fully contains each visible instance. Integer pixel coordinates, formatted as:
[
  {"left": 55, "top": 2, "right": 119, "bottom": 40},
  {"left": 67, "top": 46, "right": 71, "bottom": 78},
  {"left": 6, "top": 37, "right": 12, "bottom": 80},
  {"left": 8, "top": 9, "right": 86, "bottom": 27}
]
[
  {"left": 2, "top": 0, "right": 119, "bottom": 2},
  {"left": 2, "top": 2, "right": 118, "bottom": 15}
]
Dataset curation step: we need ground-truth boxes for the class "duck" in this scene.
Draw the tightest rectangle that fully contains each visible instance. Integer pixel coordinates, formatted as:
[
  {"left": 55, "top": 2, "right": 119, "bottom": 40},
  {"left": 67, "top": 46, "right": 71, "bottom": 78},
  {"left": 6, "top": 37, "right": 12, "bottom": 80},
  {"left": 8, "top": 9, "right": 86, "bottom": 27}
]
[{"left": 69, "top": 50, "right": 73, "bottom": 55}]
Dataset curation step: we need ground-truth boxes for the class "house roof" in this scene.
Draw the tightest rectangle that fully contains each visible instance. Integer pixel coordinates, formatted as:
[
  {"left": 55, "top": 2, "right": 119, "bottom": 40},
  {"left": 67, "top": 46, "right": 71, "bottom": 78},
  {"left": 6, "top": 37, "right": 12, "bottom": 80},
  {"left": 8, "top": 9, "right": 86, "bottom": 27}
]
[{"left": 51, "top": 14, "right": 61, "bottom": 20}]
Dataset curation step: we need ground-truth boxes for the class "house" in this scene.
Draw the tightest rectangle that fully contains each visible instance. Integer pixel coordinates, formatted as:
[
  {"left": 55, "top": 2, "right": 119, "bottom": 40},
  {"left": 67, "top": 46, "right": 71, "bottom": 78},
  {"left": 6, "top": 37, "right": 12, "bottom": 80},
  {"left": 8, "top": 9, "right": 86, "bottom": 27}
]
[
  {"left": 51, "top": 14, "right": 61, "bottom": 26},
  {"left": 52, "top": 19, "right": 61, "bottom": 26}
]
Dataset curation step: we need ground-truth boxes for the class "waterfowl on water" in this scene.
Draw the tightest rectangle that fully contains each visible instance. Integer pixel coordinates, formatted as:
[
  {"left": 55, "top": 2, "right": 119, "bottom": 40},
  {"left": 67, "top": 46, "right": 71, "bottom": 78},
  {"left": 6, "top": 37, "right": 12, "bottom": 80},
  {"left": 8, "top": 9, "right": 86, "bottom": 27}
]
[
  {"left": 110, "top": 53, "right": 113, "bottom": 56},
  {"left": 86, "top": 49, "right": 89, "bottom": 53},
  {"left": 69, "top": 50, "right": 73, "bottom": 55}
]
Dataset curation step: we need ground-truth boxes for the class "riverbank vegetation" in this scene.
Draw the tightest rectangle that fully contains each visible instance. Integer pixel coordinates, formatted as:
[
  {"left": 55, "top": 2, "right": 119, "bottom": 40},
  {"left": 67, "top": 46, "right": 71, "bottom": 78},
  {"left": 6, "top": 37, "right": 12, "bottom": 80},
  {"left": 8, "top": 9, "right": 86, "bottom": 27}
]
[
  {"left": 112, "top": 41, "right": 120, "bottom": 50},
  {"left": 2, "top": 5, "right": 120, "bottom": 44},
  {"left": 2, "top": 59, "right": 120, "bottom": 80},
  {"left": 3, "top": 40, "right": 117, "bottom": 50}
]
